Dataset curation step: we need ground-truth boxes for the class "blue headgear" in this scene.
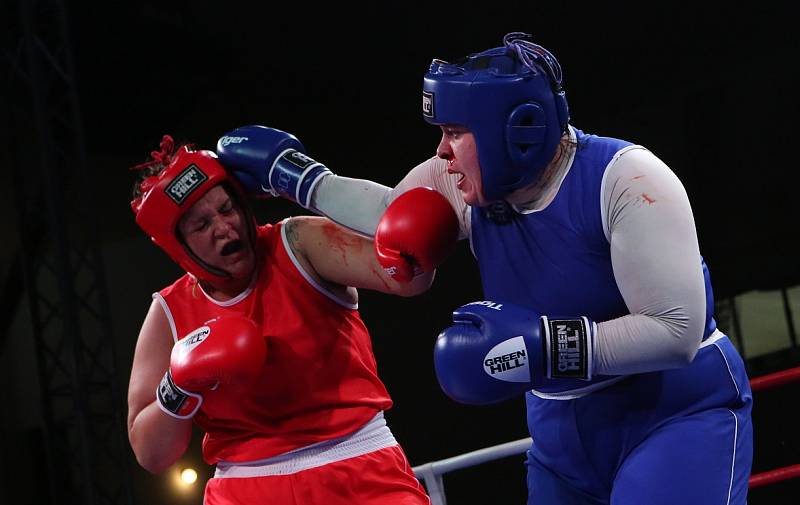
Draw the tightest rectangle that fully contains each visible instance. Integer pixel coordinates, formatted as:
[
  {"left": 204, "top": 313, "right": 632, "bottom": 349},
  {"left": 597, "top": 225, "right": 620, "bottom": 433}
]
[{"left": 422, "top": 33, "right": 570, "bottom": 201}]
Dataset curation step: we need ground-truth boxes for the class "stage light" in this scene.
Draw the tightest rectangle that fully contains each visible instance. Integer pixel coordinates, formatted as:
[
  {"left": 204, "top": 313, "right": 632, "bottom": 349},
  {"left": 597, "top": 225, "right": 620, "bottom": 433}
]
[{"left": 180, "top": 468, "right": 198, "bottom": 485}]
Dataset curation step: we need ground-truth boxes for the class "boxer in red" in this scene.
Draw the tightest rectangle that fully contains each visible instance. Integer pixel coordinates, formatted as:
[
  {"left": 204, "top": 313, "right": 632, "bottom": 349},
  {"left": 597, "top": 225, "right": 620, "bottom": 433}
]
[{"left": 126, "top": 135, "right": 457, "bottom": 504}]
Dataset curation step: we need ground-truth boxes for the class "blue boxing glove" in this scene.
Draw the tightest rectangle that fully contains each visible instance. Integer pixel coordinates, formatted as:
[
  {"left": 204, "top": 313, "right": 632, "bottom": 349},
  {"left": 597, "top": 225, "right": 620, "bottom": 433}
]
[
  {"left": 434, "top": 301, "right": 596, "bottom": 405},
  {"left": 216, "top": 125, "right": 331, "bottom": 208}
]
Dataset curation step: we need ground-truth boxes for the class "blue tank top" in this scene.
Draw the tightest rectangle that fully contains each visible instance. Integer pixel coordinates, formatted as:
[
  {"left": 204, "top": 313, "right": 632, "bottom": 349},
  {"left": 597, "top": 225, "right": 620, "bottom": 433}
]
[{"left": 470, "top": 128, "right": 716, "bottom": 396}]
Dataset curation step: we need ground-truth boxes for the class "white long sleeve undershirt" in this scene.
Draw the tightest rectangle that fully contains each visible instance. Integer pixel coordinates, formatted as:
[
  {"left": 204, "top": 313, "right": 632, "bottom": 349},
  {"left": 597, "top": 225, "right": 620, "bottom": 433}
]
[{"left": 310, "top": 135, "right": 707, "bottom": 376}]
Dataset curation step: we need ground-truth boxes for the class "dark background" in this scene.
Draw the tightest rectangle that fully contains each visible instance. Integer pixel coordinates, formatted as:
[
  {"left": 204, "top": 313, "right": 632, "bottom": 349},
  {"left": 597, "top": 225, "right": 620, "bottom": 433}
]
[
  {"left": 3, "top": 2, "right": 799, "bottom": 504},
  {"left": 74, "top": 2, "right": 800, "bottom": 296}
]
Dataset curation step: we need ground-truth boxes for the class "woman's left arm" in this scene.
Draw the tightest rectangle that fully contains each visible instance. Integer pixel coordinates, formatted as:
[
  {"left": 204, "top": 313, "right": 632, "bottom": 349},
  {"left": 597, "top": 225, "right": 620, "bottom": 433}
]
[{"left": 596, "top": 147, "right": 707, "bottom": 375}]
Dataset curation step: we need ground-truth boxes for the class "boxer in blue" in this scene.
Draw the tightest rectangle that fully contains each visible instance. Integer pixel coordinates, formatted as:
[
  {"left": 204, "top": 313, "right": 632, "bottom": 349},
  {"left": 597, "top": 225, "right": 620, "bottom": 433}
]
[{"left": 215, "top": 32, "right": 753, "bottom": 504}]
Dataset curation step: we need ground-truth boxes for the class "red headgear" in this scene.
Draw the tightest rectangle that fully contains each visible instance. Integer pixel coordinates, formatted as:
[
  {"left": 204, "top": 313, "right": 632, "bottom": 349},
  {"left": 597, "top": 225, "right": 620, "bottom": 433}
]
[{"left": 130, "top": 135, "right": 252, "bottom": 283}]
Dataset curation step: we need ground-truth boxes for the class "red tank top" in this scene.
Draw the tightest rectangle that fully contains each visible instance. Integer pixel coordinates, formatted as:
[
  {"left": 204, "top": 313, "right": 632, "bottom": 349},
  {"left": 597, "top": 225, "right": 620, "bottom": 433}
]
[{"left": 156, "top": 222, "right": 392, "bottom": 464}]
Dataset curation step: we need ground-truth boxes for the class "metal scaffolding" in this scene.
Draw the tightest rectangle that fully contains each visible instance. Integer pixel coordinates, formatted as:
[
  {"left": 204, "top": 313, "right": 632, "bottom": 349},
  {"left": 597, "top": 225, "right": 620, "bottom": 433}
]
[{"left": 2, "top": 1, "right": 134, "bottom": 503}]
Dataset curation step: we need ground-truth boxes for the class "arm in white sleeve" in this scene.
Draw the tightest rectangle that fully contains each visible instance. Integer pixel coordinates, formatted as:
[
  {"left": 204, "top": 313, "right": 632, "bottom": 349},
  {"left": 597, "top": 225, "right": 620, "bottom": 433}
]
[
  {"left": 309, "top": 174, "right": 392, "bottom": 236},
  {"left": 594, "top": 147, "right": 706, "bottom": 376},
  {"left": 309, "top": 157, "right": 469, "bottom": 239}
]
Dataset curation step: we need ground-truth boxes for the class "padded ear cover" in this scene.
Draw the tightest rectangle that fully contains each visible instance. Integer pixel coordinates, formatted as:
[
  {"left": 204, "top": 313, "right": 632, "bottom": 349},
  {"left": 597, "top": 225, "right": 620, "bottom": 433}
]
[{"left": 506, "top": 102, "right": 548, "bottom": 167}]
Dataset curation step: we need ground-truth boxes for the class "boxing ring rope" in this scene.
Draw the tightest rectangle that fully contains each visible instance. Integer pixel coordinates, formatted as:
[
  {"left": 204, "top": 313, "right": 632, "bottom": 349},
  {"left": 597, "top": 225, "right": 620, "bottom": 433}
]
[
  {"left": 412, "top": 438, "right": 533, "bottom": 505},
  {"left": 413, "top": 366, "right": 800, "bottom": 505},
  {"left": 749, "top": 366, "right": 800, "bottom": 392},
  {"left": 748, "top": 464, "right": 800, "bottom": 489}
]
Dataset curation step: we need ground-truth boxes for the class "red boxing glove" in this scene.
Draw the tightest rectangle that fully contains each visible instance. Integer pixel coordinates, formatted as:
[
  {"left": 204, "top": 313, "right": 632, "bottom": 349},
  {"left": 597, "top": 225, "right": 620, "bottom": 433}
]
[
  {"left": 157, "top": 315, "right": 266, "bottom": 419},
  {"left": 375, "top": 187, "right": 460, "bottom": 282}
]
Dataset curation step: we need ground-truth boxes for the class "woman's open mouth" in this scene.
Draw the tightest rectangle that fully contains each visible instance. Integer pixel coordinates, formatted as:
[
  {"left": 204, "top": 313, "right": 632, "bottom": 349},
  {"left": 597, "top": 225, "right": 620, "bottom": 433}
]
[{"left": 221, "top": 240, "right": 243, "bottom": 256}]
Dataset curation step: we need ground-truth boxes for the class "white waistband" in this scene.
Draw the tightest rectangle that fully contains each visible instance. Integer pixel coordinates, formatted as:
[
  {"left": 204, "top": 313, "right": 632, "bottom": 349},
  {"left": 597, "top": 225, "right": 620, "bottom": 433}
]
[
  {"left": 214, "top": 412, "right": 397, "bottom": 478},
  {"left": 531, "top": 329, "right": 728, "bottom": 400},
  {"left": 699, "top": 328, "right": 725, "bottom": 348}
]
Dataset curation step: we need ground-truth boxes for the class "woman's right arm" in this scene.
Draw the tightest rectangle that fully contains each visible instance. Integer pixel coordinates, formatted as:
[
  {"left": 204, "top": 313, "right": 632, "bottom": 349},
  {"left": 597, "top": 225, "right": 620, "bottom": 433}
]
[{"left": 127, "top": 299, "right": 193, "bottom": 474}]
